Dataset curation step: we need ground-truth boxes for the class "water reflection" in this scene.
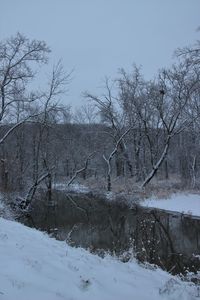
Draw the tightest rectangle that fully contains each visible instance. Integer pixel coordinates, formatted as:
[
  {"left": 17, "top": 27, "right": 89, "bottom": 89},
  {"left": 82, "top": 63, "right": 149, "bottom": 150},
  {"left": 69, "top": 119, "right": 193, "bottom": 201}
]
[{"left": 27, "top": 190, "right": 200, "bottom": 275}]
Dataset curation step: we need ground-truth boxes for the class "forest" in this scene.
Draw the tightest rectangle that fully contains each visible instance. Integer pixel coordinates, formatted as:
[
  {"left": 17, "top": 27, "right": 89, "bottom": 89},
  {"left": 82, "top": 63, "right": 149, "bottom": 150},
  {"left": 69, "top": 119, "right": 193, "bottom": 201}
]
[{"left": 0, "top": 33, "right": 200, "bottom": 206}]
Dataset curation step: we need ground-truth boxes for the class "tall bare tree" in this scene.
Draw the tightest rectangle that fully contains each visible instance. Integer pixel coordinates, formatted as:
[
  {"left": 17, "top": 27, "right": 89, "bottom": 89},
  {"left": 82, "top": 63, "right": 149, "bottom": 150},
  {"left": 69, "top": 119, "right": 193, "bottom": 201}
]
[
  {"left": 84, "top": 78, "right": 134, "bottom": 177},
  {"left": 118, "top": 58, "right": 200, "bottom": 188},
  {"left": 0, "top": 33, "right": 51, "bottom": 143}
]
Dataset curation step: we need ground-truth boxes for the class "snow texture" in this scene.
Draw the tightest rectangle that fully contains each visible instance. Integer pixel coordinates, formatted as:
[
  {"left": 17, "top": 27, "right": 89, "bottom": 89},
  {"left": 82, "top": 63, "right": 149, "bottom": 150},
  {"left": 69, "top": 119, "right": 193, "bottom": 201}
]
[
  {"left": 0, "top": 217, "right": 198, "bottom": 300},
  {"left": 53, "top": 182, "right": 89, "bottom": 193},
  {"left": 141, "top": 193, "right": 200, "bottom": 217},
  {"left": 0, "top": 196, "right": 13, "bottom": 220}
]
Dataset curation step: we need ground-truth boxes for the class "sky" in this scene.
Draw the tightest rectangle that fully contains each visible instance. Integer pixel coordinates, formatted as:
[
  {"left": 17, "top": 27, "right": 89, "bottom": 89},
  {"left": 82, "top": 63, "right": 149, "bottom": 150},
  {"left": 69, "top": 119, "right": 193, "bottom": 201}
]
[{"left": 1, "top": 0, "right": 200, "bottom": 108}]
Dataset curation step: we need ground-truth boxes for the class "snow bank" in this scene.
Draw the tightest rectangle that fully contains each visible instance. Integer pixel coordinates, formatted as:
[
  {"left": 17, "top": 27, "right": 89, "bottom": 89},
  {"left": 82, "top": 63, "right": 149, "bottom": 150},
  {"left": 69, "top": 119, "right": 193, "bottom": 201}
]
[
  {"left": 0, "top": 217, "right": 197, "bottom": 300},
  {"left": 140, "top": 193, "right": 200, "bottom": 217},
  {"left": 53, "top": 182, "right": 89, "bottom": 193}
]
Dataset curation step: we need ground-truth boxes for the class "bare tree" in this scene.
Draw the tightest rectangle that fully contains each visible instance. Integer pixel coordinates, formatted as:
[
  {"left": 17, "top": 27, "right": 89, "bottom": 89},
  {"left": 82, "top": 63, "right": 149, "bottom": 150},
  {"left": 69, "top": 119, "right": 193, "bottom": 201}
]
[
  {"left": 84, "top": 78, "right": 134, "bottom": 177},
  {"left": 73, "top": 103, "right": 98, "bottom": 124},
  {"left": 118, "top": 66, "right": 146, "bottom": 181},
  {"left": 118, "top": 57, "right": 200, "bottom": 188},
  {"left": 103, "top": 128, "right": 131, "bottom": 191},
  {"left": 0, "top": 33, "right": 51, "bottom": 143},
  {"left": 141, "top": 61, "right": 200, "bottom": 188},
  {"left": 67, "top": 152, "right": 95, "bottom": 186},
  {"left": 20, "top": 166, "right": 54, "bottom": 211},
  {"left": 175, "top": 40, "right": 200, "bottom": 66},
  {"left": 0, "top": 33, "right": 73, "bottom": 206}
]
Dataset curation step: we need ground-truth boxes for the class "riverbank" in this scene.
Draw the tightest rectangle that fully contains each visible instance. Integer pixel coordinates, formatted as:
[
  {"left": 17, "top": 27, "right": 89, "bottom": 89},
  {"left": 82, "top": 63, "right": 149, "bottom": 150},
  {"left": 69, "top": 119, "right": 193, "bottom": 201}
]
[{"left": 0, "top": 217, "right": 198, "bottom": 300}]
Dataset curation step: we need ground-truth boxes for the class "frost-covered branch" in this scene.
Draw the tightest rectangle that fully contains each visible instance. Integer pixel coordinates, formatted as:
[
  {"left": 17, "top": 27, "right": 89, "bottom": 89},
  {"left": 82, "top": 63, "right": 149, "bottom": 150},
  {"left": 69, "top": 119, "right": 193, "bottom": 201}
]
[{"left": 67, "top": 152, "right": 95, "bottom": 186}]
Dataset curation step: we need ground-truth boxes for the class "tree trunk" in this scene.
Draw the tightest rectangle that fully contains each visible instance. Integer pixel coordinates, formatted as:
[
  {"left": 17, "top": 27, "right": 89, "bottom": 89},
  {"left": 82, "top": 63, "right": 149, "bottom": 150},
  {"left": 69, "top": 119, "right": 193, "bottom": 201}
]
[
  {"left": 107, "top": 173, "right": 111, "bottom": 192},
  {"left": 115, "top": 153, "right": 124, "bottom": 177},
  {"left": 141, "top": 138, "right": 170, "bottom": 188}
]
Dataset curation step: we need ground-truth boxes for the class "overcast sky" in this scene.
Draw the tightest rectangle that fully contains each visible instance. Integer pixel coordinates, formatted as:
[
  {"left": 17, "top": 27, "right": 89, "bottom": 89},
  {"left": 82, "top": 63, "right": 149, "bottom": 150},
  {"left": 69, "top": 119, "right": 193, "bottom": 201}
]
[{"left": 1, "top": 0, "right": 200, "bottom": 108}]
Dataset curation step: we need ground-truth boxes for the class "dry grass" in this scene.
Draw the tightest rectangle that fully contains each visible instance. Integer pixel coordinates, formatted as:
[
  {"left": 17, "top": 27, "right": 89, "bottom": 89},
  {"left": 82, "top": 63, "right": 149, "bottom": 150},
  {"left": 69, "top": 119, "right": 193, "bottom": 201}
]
[{"left": 60, "top": 174, "right": 200, "bottom": 200}]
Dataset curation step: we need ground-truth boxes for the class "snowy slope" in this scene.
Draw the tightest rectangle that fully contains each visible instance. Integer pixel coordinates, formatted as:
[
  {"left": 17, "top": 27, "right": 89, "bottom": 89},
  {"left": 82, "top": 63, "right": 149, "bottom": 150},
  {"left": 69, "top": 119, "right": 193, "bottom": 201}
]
[
  {"left": 140, "top": 193, "right": 200, "bottom": 217},
  {"left": 0, "top": 218, "right": 198, "bottom": 300}
]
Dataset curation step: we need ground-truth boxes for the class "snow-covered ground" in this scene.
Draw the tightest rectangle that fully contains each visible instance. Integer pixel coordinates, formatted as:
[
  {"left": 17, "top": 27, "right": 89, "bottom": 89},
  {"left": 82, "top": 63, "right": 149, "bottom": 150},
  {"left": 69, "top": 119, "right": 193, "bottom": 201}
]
[
  {"left": 53, "top": 182, "right": 89, "bottom": 193},
  {"left": 0, "top": 217, "right": 198, "bottom": 300},
  {"left": 141, "top": 193, "right": 200, "bottom": 217}
]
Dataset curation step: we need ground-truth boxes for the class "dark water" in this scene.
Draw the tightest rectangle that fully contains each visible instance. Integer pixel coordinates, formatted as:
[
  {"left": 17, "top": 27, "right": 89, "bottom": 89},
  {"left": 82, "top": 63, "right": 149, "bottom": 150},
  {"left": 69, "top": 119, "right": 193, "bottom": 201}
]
[{"left": 27, "top": 190, "right": 200, "bottom": 275}]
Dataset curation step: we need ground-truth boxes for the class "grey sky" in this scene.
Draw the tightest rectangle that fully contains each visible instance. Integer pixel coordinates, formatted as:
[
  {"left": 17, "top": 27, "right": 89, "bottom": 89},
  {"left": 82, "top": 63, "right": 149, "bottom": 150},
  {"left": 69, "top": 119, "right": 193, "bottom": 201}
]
[{"left": 1, "top": 0, "right": 200, "bottom": 108}]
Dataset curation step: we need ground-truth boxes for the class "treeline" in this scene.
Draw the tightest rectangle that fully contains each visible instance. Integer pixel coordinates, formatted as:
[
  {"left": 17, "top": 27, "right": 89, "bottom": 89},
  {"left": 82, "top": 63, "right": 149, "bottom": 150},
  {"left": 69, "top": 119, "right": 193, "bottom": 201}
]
[{"left": 0, "top": 122, "right": 200, "bottom": 192}]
